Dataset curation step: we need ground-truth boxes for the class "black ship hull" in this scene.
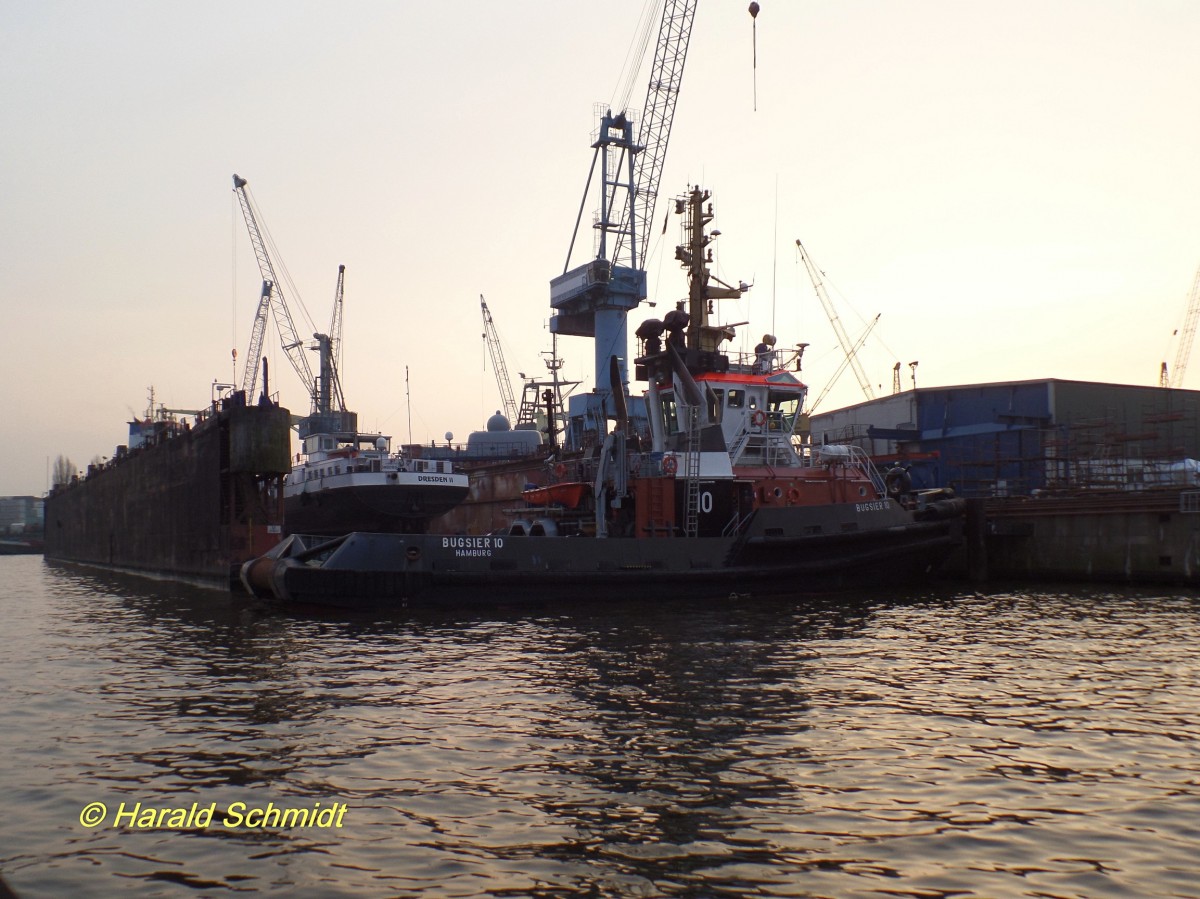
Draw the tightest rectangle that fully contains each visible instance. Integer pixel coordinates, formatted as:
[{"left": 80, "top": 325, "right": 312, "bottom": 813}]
[
  {"left": 245, "top": 509, "right": 963, "bottom": 609},
  {"left": 44, "top": 400, "right": 292, "bottom": 588},
  {"left": 284, "top": 482, "right": 469, "bottom": 536}
]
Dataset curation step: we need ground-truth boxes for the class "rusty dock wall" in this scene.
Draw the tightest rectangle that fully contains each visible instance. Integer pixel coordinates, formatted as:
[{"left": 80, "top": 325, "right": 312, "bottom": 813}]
[{"left": 44, "top": 402, "right": 291, "bottom": 587}]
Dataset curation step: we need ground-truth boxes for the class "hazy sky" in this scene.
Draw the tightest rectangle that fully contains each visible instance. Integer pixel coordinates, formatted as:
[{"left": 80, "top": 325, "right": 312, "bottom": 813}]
[{"left": 4, "top": 1, "right": 1200, "bottom": 496}]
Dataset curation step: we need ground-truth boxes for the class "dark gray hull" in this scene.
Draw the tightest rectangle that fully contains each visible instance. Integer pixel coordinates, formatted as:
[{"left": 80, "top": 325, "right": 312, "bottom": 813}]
[
  {"left": 285, "top": 483, "right": 470, "bottom": 536},
  {"left": 248, "top": 509, "right": 964, "bottom": 609}
]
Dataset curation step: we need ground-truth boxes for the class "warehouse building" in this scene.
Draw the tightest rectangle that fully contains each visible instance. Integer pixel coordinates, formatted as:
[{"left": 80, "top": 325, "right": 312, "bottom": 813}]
[{"left": 808, "top": 379, "right": 1200, "bottom": 498}]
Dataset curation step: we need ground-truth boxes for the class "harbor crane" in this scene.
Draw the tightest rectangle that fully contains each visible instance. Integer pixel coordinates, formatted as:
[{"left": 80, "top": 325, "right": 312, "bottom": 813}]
[
  {"left": 618, "top": 0, "right": 697, "bottom": 278},
  {"left": 796, "top": 239, "right": 877, "bottom": 402},
  {"left": 809, "top": 313, "right": 881, "bottom": 413},
  {"left": 480, "top": 295, "right": 519, "bottom": 425},
  {"left": 233, "top": 174, "right": 315, "bottom": 405},
  {"left": 1164, "top": 261, "right": 1200, "bottom": 388},
  {"left": 322, "top": 264, "right": 347, "bottom": 415},
  {"left": 550, "top": 0, "right": 698, "bottom": 424},
  {"left": 233, "top": 175, "right": 345, "bottom": 420}
]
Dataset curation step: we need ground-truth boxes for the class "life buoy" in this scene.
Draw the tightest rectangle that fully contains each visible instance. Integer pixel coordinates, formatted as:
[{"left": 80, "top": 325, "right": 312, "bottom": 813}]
[
  {"left": 554, "top": 462, "right": 567, "bottom": 478},
  {"left": 788, "top": 487, "right": 800, "bottom": 503},
  {"left": 751, "top": 409, "right": 767, "bottom": 427},
  {"left": 885, "top": 467, "right": 912, "bottom": 497},
  {"left": 662, "top": 455, "right": 678, "bottom": 476}
]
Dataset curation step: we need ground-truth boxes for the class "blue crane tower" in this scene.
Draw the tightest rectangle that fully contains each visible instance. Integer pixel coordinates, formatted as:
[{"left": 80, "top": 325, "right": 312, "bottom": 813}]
[{"left": 549, "top": 0, "right": 698, "bottom": 447}]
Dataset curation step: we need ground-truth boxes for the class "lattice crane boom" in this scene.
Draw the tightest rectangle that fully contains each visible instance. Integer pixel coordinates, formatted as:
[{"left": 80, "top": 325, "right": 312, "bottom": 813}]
[
  {"left": 481, "top": 295, "right": 518, "bottom": 424},
  {"left": 1169, "top": 262, "right": 1200, "bottom": 388},
  {"left": 325, "top": 264, "right": 347, "bottom": 413},
  {"left": 796, "top": 239, "right": 875, "bottom": 401},
  {"left": 550, "top": 0, "right": 699, "bottom": 425},
  {"left": 233, "top": 174, "right": 316, "bottom": 406},
  {"left": 617, "top": 0, "right": 698, "bottom": 271},
  {"left": 242, "top": 279, "right": 272, "bottom": 399},
  {"left": 810, "top": 314, "right": 882, "bottom": 413}
]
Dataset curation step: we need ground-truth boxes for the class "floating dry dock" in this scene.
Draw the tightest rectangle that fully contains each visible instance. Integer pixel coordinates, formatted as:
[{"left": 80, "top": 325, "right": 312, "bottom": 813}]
[{"left": 811, "top": 378, "right": 1200, "bottom": 585}]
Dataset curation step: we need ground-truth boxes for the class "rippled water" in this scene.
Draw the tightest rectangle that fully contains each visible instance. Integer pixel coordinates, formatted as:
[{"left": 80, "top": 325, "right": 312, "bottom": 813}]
[{"left": 2, "top": 554, "right": 1199, "bottom": 898}]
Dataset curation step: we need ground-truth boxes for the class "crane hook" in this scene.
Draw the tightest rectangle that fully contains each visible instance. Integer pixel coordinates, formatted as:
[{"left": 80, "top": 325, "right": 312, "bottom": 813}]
[{"left": 748, "top": 3, "right": 761, "bottom": 111}]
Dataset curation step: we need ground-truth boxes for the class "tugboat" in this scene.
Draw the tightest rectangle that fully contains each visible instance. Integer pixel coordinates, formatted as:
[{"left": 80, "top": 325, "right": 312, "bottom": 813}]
[{"left": 243, "top": 186, "right": 966, "bottom": 608}]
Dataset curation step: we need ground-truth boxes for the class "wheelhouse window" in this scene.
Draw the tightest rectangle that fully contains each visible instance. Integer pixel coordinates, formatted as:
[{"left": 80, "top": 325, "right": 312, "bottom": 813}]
[
  {"left": 768, "top": 390, "right": 803, "bottom": 430},
  {"left": 659, "top": 392, "right": 680, "bottom": 436},
  {"left": 707, "top": 388, "right": 724, "bottom": 423}
]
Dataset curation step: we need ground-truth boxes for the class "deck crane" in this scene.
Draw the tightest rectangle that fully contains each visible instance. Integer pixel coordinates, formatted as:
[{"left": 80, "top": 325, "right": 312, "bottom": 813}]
[
  {"left": 1166, "top": 262, "right": 1200, "bottom": 388},
  {"left": 796, "top": 239, "right": 876, "bottom": 402},
  {"left": 232, "top": 174, "right": 318, "bottom": 411},
  {"left": 550, "top": 0, "right": 698, "bottom": 428},
  {"left": 480, "top": 295, "right": 518, "bottom": 424}
]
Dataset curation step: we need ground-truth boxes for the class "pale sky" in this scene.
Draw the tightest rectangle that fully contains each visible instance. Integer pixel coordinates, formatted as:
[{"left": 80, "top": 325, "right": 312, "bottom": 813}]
[{"left": 4, "top": 1, "right": 1200, "bottom": 496}]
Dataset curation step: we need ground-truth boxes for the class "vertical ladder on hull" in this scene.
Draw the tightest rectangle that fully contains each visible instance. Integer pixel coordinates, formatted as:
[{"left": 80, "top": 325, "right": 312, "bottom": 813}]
[{"left": 684, "top": 405, "right": 701, "bottom": 537}]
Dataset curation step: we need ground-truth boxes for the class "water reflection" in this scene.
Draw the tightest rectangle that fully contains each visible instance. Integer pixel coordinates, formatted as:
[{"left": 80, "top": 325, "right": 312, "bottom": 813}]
[{"left": 6, "top": 562, "right": 1200, "bottom": 898}]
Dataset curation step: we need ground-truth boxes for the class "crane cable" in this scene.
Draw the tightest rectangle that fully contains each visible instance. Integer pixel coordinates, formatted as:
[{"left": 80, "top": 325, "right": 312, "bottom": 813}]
[{"left": 611, "top": 0, "right": 660, "bottom": 116}]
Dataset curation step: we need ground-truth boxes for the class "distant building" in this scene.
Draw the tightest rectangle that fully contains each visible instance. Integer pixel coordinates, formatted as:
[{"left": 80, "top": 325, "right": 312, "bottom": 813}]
[
  {"left": 808, "top": 378, "right": 1200, "bottom": 498},
  {"left": 0, "top": 496, "right": 45, "bottom": 533}
]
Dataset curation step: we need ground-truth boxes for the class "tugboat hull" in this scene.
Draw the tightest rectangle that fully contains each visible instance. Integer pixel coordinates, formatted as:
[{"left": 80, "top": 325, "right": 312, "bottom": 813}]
[{"left": 247, "top": 513, "right": 963, "bottom": 609}]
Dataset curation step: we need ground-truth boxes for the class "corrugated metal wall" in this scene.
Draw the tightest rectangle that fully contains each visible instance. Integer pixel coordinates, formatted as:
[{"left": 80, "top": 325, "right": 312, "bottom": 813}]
[{"left": 810, "top": 379, "right": 1200, "bottom": 497}]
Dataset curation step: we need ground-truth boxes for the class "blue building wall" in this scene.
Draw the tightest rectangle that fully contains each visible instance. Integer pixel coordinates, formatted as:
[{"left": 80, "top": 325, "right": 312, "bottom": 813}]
[
  {"left": 809, "top": 379, "right": 1200, "bottom": 498},
  {"left": 909, "top": 383, "right": 1052, "bottom": 495}
]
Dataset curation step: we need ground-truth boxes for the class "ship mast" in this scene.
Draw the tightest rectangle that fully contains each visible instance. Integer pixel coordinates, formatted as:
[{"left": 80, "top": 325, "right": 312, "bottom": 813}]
[{"left": 675, "top": 186, "right": 748, "bottom": 372}]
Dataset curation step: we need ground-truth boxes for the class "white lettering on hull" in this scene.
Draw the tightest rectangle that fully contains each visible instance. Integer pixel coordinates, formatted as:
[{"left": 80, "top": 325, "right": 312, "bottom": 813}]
[
  {"left": 441, "top": 536, "right": 504, "bottom": 558},
  {"left": 855, "top": 501, "right": 890, "bottom": 513}
]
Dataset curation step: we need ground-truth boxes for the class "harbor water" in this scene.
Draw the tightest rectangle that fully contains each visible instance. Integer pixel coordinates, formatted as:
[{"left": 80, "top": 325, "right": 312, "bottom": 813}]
[{"left": 2, "top": 554, "right": 1198, "bottom": 898}]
